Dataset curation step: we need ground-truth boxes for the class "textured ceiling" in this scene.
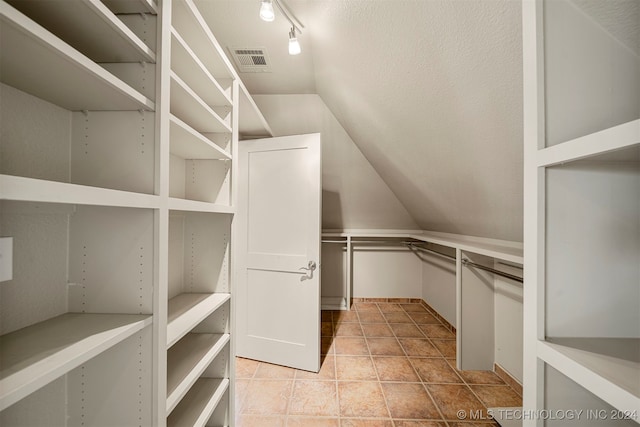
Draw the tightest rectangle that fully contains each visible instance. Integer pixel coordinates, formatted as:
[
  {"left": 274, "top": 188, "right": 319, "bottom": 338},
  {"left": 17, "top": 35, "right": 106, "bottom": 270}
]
[{"left": 197, "top": 0, "right": 525, "bottom": 242}]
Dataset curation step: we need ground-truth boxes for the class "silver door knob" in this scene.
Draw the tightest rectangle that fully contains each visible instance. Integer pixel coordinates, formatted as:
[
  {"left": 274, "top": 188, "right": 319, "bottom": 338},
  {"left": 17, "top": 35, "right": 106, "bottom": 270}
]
[{"left": 300, "top": 261, "right": 317, "bottom": 271}]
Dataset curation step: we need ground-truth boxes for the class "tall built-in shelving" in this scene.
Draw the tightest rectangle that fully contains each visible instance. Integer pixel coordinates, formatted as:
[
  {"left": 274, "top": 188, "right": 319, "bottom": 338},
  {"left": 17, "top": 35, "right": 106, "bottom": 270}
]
[
  {"left": 523, "top": 0, "right": 639, "bottom": 425},
  {"left": 0, "top": 0, "right": 271, "bottom": 424},
  {"left": 0, "top": 0, "right": 158, "bottom": 424}
]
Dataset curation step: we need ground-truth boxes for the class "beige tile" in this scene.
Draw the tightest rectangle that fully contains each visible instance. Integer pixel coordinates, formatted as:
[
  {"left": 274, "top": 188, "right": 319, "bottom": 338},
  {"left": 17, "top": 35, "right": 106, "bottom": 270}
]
[
  {"left": 358, "top": 311, "right": 387, "bottom": 323},
  {"left": 411, "top": 358, "right": 463, "bottom": 383},
  {"left": 362, "top": 323, "right": 394, "bottom": 337},
  {"left": 322, "top": 337, "right": 335, "bottom": 355},
  {"left": 457, "top": 370, "right": 506, "bottom": 385},
  {"left": 398, "top": 338, "right": 442, "bottom": 357},
  {"left": 286, "top": 416, "right": 340, "bottom": 426},
  {"left": 400, "top": 303, "right": 428, "bottom": 312},
  {"left": 322, "top": 321, "right": 334, "bottom": 337},
  {"left": 334, "top": 337, "right": 369, "bottom": 355},
  {"left": 236, "top": 357, "right": 260, "bottom": 378},
  {"left": 336, "top": 356, "right": 377, "bottom": 380},
  {"left": 335, "top": 322, "right": 364, "bottom": 337},
  {"left": 340, "top": 419, "right": 394, "bottom": 427},
  {"left": 334, "top": 310, "right": 360, "bottom": 323},
  {"left": 376, "top": 302, "right": 404, "bottom": 312},
  {"left": 235, "top": 378, "right": 250, "bottom": 414},
  {"left": 338, "top": 381, "right": 389, "bottom": 418},
  {"left": 407, "top": 312, "right": 441, "bottom": 324},
  {"left": 426, "top": 384, "right": 487, "bottom": 420},
  {"left": 296, "top": 356, "right": 336, "bottom": 380},
  {"left": 431, "top": 339, "right": 457, "bottom": 358},
  {"left": 419, "top": 324, "right": 456, "bottom": 339},
  {"left": 470, "top": 385, "right": 522, "bottom": 408},
  {"left": 393, "top": 421, "right": 447, "bottom": 427},
  {"left": 367, "top": 337, "right": 405, "bottom": 356},
  {"left": 243, "top": 380, "right": 293, "bottom": 415},
  {"left": 353, "top": 302, "right": 380, "bottom": 312},
  {"left": 382, "top": 311, "right": 413, "bottom": 323},
  {"left": 255, "top": 362, "right": 296, "bottom": 379},
  {"left": 289, "top": 380, "right": 339, "bottom": 416},
  {"left": 236, "top": 414, "right": 285, "bottom": 426},
  {"left": 389, "top": 322, "right": 425, "bottom": 337},
  {"left": 372, "top": 356, "right": 420, "bottom": 382},
  {"left": 381, "top": 382, "right": 441, "bottom": 419}
]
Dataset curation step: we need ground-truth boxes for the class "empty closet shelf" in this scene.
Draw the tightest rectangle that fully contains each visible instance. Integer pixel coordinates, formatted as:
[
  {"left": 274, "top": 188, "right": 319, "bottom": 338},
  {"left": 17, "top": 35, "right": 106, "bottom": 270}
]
[
  {"left": 167, "top": 293, "right": 230, "bottom": 347},
  {"left": 0, "top": 313, "right": 152, "bottom": 411},
  {"left": 168, "top": 378, "right": 229, "bottom": 427},
  {"left": 166, "top": 333, "right": 229, "bottom": 414}
]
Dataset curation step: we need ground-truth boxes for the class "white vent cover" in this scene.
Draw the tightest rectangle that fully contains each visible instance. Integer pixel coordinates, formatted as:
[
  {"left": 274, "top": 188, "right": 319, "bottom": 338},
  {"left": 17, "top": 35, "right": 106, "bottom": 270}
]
[{"left": 229, "top": 47, "right": 272, "bottom": 73}]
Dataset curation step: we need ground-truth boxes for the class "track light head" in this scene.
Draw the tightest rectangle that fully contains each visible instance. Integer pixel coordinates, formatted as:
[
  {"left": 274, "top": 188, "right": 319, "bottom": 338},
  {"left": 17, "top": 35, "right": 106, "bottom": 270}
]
[
  {"left": 259, "top": 0, "right": 275, "bottom": 22},
  {"left": 288, "top": 27, "right": 301, "bottom": 55}
]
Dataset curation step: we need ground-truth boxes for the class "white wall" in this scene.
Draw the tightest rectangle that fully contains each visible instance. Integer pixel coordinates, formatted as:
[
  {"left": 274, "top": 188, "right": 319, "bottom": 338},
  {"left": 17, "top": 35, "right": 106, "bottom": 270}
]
[
  {"left": 419, "top": 246, "right": 457, "bottom": 327},
  {"left": 252, "top": 94, "right": 418, "bottom": 231},
  {"left": 352, "top": 247, "right": 422, "bottom": 299}
]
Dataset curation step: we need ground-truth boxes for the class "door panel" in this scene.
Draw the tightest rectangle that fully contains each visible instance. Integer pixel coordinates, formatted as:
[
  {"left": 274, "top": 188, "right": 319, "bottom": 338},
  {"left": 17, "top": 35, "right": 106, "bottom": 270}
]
[{"left": 236, "top": 133, "right": 321, "bottom": 372}]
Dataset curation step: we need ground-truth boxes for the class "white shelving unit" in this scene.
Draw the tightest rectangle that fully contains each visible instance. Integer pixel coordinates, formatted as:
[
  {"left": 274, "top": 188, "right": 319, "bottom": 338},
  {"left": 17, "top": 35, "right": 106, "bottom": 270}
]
[
  {"left": 523, "top": 0, "right": 639, "bottom": 425},
  {"left": 1, "top": 0, "right": 271, "bottom": 425}
]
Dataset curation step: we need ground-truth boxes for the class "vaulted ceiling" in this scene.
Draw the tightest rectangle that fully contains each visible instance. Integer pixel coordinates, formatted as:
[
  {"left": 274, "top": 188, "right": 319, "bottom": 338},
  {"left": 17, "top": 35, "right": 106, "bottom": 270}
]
[{"left": 196, "top": 0, "right": 525, "bottom": 242}]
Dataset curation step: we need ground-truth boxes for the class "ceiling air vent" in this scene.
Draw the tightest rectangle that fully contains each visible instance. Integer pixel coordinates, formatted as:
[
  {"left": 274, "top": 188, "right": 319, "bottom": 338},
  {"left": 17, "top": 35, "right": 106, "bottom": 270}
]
[{"left": 229, "top": 47, "right": 272, "bottom": 73}]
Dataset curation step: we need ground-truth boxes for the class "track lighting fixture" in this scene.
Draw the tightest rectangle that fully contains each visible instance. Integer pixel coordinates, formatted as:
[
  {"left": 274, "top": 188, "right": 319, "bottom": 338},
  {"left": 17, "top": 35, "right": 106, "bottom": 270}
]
[
  {"left": 259, "top": 0, "right": 275, "bottom": 22},
  {"left": 259, "top": 0, "right": 304, "bottom": 55},
  {"left": 288, "top": 27, "right": 301, "bottom": 55}
]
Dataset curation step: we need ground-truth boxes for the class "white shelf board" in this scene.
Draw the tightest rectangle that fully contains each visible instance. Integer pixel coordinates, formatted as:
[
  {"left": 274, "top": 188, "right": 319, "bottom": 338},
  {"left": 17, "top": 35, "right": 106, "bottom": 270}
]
[
  {"left": 167, "top": 293, "right": 231, "bottom": 348},
  {"left": 0, "top": 175, "right": 161, "bottom": 209},
  {"left": 171, "top": 28, "right": 231, "bottom": 108},
  {"left": 168, "top": 198, "right": 234, "bottom": 214},
  {"left": 238, "top": 82, "right": 273, "bottom": 138},
  {"left": 171, "top": 0, "right": 234, "bottom": 80},
  {"left": 170, "top": 72, "right": 231, "bottom": 134},
  {"left": 6, "top": 0, "right": 155, "bottom": 63},
  {"left": 167, "top": 378, "right": 229, "bottom": 427},
  {"left": 167, "top": 333, "right": 229, "bottom": 414},
  {"left": 538, "top": 119, "right": 640, "bottom": 167},
  {"left": 539, "top": 338, "right": 640, "bottom": 414},
  {"left": 0, "top": 3, "right": 154, "bottom": 111},
  {"left": 322, "top": 229, "right": 523, "bottom": 264},
  {"left": 169, "top": 114, "right": 231, "bottom": 160},
  {"left": 0, "top": 313, "right": 152, "bottom": 411},
  {"left": 102, "top": 0, "right": 157, "bottom": 14}
]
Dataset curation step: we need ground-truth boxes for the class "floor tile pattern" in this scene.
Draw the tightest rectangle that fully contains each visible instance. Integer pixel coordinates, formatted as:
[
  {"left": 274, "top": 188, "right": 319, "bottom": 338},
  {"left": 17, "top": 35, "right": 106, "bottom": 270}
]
[{"left": 235, "top": 302, "right": 521, "bottom": 426}]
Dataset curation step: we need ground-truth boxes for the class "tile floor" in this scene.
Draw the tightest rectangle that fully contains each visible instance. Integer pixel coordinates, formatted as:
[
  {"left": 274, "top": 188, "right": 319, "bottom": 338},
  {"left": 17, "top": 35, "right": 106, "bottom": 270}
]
[{"left": 235, "top": 301, "right": 522, "bottom": 426}]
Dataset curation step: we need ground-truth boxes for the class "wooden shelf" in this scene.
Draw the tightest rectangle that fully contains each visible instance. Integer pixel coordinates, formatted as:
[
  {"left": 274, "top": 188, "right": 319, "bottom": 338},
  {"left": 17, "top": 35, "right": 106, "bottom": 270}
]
[
  {"left": 538, "top": 119, "right": 640, "bottom": 167},
  {"left": 170, "top": 72, "right": 231, "bottom": 134},
  {"left": 167, "top": 293, "right": 230, "bottom": 348},
  {"left": 0, "top": 313, "right": 152, "bottom": 411},
  {"left": 0, "top": 175, "right": 161, "bottom": 209},
  {"left": 102, "top": 0, "right": 157, "bottom": 14},
  {"left": 170, "top": 115, "right": 231, "bottom": 160},
  {"left": 167, "top": 333, "right": 229, "bottom": 414},
  {"left": 171, "top": 0, "right": 234, "bottom": 80},
  {"left": 6, "top": 0, "right": 155, "bottom": 63},
  {"left": 167, "top": 378, "right": 229, "bottom": 427},
  {"left": 0, "top": 2, "right": 154, "bottom": 111},
  {"left": 539, "top": 338, "right": 640, "bottom": 414},
  {"left": 168, "top": 198, "right": 234, "bottom": 214},
  {"left": 171, "top": 28, "right": 231, "bottom": 109}
]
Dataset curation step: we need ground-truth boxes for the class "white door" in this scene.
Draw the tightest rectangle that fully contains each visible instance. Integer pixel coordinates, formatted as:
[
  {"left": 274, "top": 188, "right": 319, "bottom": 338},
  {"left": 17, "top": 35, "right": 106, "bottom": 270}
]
[{"left": 236, "top": 133, "right": 321, "bottom": 372}]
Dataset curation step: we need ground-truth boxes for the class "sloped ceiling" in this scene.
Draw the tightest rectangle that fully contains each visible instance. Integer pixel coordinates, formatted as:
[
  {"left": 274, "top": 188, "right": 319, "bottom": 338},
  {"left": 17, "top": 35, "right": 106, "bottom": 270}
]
[{"left": 196, "top": 0, "right": 524, "bottom": 242}]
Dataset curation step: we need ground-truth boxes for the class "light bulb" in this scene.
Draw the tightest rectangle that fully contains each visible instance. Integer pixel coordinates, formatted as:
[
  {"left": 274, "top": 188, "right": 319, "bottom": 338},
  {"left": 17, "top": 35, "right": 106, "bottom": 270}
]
[
  {"left": 259, "top": 0, "right": 275, "bottom": 22},
  {"left": 288, "top": 28, "right": 301, "bottom": 55}
]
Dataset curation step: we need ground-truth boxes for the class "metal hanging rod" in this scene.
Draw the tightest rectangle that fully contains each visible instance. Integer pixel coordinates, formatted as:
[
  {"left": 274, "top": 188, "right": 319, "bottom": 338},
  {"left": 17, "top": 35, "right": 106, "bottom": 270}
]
[
  {"left": 406, "top": 243, "right": 523, "bottom": 283},
  {"left": 321, "top": 240, "right": 348, "bottom": 244},
  {"left": 461, "top": 259, "right": 523, "bottom": 283},
  {"left": 405, "top": 242, "right": 456, "bottom": 261}
]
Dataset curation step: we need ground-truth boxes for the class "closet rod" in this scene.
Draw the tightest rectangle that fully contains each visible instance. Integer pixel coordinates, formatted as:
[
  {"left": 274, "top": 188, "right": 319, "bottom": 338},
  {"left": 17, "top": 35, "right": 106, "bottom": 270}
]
[
  {"left": 405, "top": 242, "right": 455, "bottom": 261},
  {"left": 322, "top": 240, "right": 348, "bottom": 244},
  {"left": 462, "top": 259, "right": 523, "bottom": 283}
]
